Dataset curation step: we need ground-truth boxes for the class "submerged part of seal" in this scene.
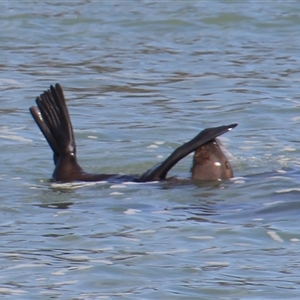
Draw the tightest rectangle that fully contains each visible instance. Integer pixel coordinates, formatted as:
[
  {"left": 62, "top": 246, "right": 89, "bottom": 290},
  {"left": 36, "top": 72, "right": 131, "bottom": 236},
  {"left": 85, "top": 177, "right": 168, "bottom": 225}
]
[{"left": 29, "top": 83, "right": 237, "bottom": 183}]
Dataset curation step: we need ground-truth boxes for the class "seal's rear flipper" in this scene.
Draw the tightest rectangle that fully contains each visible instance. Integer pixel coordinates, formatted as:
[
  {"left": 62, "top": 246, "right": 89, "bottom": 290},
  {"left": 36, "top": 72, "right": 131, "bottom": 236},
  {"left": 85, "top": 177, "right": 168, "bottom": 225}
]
[
  {"left": 138, "top": 124, "right": 237, "bottom": 182},
  {"left": 30, "top": 84, "right": 85, "bottom": 181},
  {"left": 30, "top": 105, "right": 60, "bottom": 164}
]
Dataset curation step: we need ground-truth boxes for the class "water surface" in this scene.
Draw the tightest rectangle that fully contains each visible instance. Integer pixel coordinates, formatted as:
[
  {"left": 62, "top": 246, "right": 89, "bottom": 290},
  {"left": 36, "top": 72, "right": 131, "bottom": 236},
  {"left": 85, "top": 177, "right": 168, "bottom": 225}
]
[{"left": 1, "top": 1, "right": 300, "bottom": 299}]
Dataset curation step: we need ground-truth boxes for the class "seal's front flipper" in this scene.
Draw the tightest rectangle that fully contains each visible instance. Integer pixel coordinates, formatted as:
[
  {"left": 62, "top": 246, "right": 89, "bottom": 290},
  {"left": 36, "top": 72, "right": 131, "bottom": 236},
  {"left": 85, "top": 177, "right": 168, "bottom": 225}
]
[{"left": 138, "top": 124, "right": 237, "bottom": 182}]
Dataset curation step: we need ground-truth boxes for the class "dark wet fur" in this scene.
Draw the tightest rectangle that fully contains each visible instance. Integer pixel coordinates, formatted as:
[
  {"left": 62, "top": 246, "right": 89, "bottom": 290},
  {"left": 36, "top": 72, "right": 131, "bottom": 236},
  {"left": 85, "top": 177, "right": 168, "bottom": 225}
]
[
  {"left": 30, "top": 83, "right": 237, "bottom": 183},
  {"left": 191, "top": 139, "right": 233, "bottom": 180}
]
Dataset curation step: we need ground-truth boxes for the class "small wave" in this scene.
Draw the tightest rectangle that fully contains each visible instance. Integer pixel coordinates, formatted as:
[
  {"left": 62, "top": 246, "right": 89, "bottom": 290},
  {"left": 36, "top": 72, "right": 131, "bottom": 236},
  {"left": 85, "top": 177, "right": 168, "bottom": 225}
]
[
  {"left": 51, "top": 181, "right": 107, "bottom": 189},
  {"left": 275, "top": 188, "right": 300, "bottom": 194},
  {"left": 0, "top": 126, "right": 32, "bottom": 143}
]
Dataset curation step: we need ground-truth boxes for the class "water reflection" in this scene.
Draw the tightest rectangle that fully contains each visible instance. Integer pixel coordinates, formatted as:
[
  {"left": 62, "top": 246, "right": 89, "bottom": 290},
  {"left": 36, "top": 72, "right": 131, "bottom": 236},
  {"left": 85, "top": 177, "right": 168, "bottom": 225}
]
[{"left": 37, "top": 202, "right": 73, "bottom": 210}]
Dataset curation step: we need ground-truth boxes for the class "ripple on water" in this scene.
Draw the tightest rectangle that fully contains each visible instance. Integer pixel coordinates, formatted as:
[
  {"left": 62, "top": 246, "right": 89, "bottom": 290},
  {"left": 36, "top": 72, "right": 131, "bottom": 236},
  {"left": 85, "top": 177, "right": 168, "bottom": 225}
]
[{"left": 1, "top": 1, "right": 300, "bottom": 299}]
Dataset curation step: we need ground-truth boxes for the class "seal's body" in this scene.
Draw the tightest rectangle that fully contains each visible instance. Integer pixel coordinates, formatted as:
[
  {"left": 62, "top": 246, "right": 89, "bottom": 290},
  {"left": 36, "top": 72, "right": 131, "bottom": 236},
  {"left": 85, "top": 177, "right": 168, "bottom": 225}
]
[{"left": 30, "top": 84, "right": 236, "bottom": 183}]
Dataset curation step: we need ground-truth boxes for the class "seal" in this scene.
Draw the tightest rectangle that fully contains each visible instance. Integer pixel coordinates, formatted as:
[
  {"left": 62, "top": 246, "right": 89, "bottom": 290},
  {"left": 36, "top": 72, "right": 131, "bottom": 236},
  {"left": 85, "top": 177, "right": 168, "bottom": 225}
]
[
  {"left": 191, "top": 139, "right": 233, "bottom": 180},
  {"left": 29, "top": 83, "right": 237, "bottom": 183}
]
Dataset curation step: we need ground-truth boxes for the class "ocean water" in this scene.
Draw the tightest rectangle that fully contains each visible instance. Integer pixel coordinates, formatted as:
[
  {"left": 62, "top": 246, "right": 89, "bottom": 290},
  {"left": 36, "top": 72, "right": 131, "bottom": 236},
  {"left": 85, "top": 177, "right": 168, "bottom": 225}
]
[{"left": 1, "top": 1, "right": 300, "bottom": 299}]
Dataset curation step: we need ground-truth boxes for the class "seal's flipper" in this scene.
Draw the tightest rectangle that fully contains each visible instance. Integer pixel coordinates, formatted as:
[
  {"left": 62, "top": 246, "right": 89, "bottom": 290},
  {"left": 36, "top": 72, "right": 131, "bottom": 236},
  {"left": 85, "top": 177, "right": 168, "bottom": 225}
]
[
  {"left": 138, "top": 124, "right": 237, "bottom": 182},
  {"left": 36, "top": 84, "right": 76, "bottom": 157},
  {"left": 30, "top": 84, "right": 85, "bottom": 181},
  {"left": 30, "top": 84, "right": 76, "bottom": 165},
  {"left": 30, "top": 105, "right": 60, "bottom": 163}
]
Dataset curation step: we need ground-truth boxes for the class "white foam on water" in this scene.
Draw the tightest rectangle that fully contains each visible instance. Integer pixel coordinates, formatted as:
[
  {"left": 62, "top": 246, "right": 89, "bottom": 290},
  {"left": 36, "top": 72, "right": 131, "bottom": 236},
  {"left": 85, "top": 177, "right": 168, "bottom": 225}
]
[
  {"left": 51, "top": 181, "right": 107, "bottom": 189},
  {"left": 267, "top": 231, "right": 284, "bottom": 243}
]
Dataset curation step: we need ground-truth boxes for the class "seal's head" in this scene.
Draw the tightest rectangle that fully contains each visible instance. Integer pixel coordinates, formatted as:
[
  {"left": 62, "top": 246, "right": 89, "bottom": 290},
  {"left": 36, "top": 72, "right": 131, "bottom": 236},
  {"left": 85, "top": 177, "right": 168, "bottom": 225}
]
[{"left": 191, "top": 138, "right": 233, "bottom": 180}]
